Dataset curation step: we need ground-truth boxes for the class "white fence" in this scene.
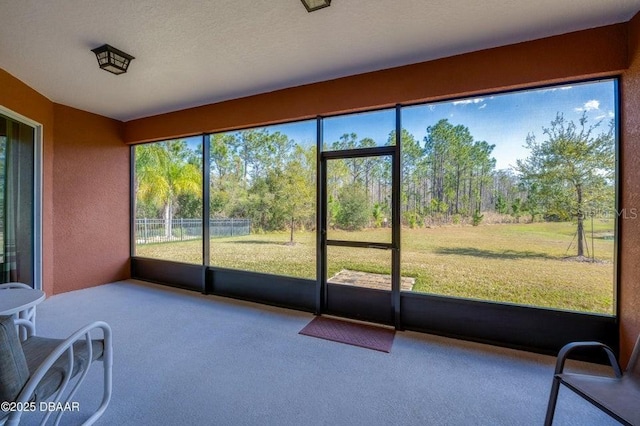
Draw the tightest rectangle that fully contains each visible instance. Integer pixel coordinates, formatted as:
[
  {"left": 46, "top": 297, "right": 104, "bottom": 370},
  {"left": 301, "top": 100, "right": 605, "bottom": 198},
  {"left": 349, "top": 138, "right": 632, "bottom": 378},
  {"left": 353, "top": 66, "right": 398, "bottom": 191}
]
[{"left": 135, "top": 218, "right": 251, "bottom": 244}]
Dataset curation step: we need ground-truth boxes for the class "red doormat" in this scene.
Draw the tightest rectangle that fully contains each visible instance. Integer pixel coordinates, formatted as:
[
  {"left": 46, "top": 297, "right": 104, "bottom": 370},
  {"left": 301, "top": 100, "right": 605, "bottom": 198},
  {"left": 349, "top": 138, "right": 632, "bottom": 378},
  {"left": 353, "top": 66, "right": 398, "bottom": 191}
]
[{"left": 299, "top": 316, "right": 395, "bottom": 353}]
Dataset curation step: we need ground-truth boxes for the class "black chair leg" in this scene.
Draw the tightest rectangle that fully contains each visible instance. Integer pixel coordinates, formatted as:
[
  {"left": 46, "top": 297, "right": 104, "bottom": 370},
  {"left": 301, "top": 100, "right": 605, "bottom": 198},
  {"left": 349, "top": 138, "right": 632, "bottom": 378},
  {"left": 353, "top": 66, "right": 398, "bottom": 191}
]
[{"left": 544, "top": 376, "right": 561, "bottom": 426}]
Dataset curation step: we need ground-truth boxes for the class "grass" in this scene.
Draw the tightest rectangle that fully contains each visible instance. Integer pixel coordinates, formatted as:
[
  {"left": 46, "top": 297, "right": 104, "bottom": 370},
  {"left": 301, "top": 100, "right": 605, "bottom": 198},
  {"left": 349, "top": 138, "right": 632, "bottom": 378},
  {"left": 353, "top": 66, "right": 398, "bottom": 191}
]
[{"left": 135, "top": 220, "right": 616, "bottom": 314}]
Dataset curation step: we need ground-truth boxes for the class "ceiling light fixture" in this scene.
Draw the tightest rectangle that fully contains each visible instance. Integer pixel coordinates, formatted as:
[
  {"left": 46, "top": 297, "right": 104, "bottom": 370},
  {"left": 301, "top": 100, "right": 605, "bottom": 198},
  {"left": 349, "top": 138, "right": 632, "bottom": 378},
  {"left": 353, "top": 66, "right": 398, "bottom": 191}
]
[
  {"left": 91, "top": 44, "right": 135, "bottom": 75},
  {"left": 301, "top": 0, "right": 331, "bottom": 12}
]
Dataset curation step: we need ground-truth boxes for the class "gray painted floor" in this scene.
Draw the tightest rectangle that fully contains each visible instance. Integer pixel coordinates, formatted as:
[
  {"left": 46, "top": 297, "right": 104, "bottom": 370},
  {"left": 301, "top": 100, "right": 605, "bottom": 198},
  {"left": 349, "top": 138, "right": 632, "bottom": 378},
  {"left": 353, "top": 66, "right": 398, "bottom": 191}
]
[{"left": 19, "top": 280, "right": 620, "bottom": 425}]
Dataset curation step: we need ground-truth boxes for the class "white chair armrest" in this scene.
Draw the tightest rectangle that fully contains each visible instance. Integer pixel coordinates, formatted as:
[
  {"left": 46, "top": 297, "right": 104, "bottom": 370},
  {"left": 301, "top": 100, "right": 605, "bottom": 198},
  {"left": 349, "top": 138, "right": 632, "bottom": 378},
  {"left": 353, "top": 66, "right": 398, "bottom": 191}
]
[{"left": 10, "top": 321, "right": 113, "bottom": 426}]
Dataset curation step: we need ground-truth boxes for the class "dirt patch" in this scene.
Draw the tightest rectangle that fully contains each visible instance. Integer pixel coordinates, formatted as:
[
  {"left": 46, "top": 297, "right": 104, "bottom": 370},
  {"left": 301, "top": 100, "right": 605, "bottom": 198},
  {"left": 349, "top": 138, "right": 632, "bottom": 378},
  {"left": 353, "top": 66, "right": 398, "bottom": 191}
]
[{"left": 328, "top": 269, "right": 415, "bottom": 291}]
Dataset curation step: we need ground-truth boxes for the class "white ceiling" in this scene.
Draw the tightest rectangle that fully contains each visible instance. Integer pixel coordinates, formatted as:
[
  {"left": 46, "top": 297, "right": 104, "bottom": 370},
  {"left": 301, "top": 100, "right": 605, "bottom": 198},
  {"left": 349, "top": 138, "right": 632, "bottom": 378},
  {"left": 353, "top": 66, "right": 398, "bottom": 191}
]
[{"left": 1, "top": 0, "right": 639, "bottom": 122}]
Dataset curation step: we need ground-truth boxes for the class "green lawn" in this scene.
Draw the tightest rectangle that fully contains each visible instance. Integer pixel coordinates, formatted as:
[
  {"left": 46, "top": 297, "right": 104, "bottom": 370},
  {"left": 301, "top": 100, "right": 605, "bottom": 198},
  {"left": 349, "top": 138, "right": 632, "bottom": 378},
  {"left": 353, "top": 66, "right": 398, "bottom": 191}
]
[{"left": 135, "top": 220, "right": 615, "bottom": 314}]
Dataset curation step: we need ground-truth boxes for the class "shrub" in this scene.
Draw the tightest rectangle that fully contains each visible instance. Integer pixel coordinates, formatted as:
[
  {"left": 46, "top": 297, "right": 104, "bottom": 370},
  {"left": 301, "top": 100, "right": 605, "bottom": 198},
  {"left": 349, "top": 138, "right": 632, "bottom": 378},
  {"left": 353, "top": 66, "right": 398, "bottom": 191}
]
[
  {"left": 405, "top": 211, "right": 419, "bottom": 229},
  {"left": 372, "top": 203, "right": 383, "bottom": 228},
  {"left": 472, "top": 210, "right": 484, "bottom": 226},
  {"left": 335, "top": 182, "right": 370, "bottom": 231}
]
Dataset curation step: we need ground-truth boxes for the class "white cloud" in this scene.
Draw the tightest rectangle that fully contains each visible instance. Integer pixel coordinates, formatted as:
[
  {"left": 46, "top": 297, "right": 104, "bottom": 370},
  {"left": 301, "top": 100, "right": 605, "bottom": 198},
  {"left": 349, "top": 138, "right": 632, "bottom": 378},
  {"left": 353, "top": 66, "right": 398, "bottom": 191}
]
[
  {"left": 595, "top": 111, "right": 615, "bottom": 120},
  {"left": 575, "top": 99, "right": 600, "bottom": 112},
  {"left": 478, "top": 104, "right": 487, "bottom": 110},
  {"left": 539, "top": 85, "right": 573, "bottom": 93},
  {"left": 452, "top": 98, "right": 484, "bottom": 106},
  {"left": 428, "top": 105, "right": 436, "bottom": 111},
  {"left": 584, "top": 100, "right": 600, "bottom": 110}
]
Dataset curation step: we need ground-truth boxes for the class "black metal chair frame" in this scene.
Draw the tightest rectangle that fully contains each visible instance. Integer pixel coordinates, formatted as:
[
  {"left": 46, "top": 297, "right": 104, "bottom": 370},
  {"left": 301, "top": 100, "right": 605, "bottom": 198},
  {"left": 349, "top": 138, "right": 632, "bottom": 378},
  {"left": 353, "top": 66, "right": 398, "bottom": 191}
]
[{"left": 544, "top": 336, "right": 640, "bottom": 425}]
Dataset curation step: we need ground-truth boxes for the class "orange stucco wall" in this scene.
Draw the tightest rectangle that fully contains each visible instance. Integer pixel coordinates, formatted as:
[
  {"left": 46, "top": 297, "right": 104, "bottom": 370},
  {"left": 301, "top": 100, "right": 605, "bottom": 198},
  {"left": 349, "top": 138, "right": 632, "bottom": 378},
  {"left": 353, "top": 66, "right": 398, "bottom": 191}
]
[
  {"left": 0, "top": 69, "right": 130, "bottom": 296},
  {"left": 620, "top": 13, "right": 640, "bottom": 366},
  {"left": 52, "top": 104, "right": 130, "bottom": 294}
]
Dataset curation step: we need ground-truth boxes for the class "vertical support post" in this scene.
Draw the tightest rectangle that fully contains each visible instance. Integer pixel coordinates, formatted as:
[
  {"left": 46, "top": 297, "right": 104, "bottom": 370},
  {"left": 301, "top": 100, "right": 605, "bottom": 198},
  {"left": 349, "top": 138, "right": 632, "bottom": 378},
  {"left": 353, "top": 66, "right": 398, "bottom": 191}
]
[
  {"left": 203, "top": 134, "right": 211, "bottom": 293},
  {"left": 316, "top": 116, "right": 326, "bottom": 315},
  {"left": 613, "top": 77, "right": 621, "bottom": 319},
  {"left": 392, "top": 104, "right": 402, "bottom": 329},
  {"left": 130, "top": 146, "right": 136, "bottom": 256}
]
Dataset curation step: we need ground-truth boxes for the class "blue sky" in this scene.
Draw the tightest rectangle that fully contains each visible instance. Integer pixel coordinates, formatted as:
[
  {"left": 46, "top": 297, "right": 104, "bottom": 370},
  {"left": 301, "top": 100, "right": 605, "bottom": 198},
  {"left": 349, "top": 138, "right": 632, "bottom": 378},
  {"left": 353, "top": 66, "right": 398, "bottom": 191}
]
[
  {"left": 402, "top": 79, "right": 616, "bottom": 170},
  {"left": 221, "top": 79, "right": 617, "bottom": 171}
]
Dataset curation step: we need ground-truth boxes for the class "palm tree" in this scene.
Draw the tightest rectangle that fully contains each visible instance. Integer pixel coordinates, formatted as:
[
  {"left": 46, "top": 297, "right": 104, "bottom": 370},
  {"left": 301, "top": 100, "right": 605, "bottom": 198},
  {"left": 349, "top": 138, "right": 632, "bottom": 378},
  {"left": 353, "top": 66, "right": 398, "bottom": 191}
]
[{"left": 136, "top": 140, "right": 201, "bottom": 238}]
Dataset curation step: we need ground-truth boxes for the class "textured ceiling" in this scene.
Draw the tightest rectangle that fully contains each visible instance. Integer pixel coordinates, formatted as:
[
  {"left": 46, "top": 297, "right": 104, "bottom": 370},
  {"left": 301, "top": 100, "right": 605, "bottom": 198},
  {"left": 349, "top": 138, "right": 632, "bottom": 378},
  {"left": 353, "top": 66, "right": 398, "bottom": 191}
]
[{"left": 1, "top": 0, "right": 639, "bottom": 121}]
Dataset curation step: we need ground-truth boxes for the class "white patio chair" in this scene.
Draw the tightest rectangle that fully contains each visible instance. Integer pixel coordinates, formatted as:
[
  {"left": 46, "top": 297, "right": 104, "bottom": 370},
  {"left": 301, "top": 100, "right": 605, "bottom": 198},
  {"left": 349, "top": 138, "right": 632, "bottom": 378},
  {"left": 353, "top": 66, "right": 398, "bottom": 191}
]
[{"left": 0, "top": 315, "right": 113, "bottom": 426}]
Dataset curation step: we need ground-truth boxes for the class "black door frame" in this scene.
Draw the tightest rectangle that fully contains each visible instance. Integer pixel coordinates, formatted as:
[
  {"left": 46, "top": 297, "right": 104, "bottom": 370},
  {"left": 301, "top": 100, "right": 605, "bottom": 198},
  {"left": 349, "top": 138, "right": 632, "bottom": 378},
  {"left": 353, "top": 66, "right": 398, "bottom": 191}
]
[{"left": 316, "top": 107, "right": 402, "bottom": 327}]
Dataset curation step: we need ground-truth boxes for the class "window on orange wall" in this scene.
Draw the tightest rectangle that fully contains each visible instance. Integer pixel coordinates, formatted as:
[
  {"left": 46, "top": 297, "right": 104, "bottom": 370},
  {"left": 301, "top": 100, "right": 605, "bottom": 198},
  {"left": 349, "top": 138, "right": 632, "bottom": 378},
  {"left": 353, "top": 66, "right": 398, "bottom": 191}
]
[{"left": 0, "top": 114, "right": 36, "bottom": 287}]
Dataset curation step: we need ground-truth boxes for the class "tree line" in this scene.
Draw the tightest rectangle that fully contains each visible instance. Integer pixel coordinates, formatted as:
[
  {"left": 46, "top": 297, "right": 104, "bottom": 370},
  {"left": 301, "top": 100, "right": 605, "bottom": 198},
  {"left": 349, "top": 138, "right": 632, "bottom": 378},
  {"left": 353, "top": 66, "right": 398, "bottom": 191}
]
[{"left": 135, "top": 113, "right": 614, "bottom": 255}]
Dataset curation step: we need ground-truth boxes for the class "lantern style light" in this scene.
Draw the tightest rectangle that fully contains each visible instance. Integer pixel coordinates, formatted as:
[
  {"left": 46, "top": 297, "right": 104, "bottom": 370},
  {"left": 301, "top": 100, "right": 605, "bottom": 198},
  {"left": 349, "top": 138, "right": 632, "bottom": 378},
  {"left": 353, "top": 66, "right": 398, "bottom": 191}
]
[
  {"left": 91, "top": 44, "right": 135, "bottom": 75},
  {"left": 301, "top": 0, "right": 331, "bottom": 12}
]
